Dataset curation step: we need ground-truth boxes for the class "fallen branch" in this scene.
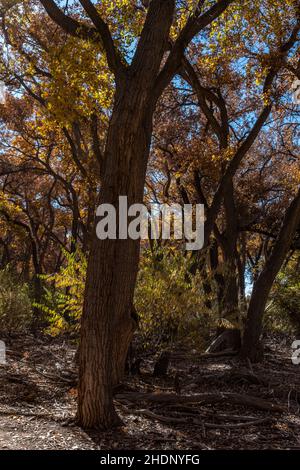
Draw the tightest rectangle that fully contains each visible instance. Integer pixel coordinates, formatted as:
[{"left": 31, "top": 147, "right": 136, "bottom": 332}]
[
  {"left": 115, "top": 391, "right": 284, "bottom": 412},
  {"left": 136, "top": 409, "right": 274, "bottom": 429},
  {"left": 165, "top": 406, "right": 267, "bottom": 422},
  {"left": 137, "top": 409, "right": 191, "bottom": 424},
  {"left": 33, "top": 367, "right": 76, "bottom": 384},
  {"left": 204, "top": 417, "right": 274, "bottom": 429}
]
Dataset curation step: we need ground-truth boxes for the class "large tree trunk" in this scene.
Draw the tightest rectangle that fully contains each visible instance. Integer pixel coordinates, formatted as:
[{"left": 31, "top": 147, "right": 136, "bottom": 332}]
[
  {"left": 76, "top": 0, "right": 176, "bottom": 428},
  {"left": 241, "top": 189, "right": 300, "bottom": 362},
  {"left": 77, "top": 83, "right": 154, "bottom": 429}
]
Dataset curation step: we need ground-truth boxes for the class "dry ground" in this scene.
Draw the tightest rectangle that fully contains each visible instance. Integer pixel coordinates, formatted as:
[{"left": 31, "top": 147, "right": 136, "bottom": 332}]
[{"left": 0, "top": 332, "right": 299, "bottom": 450}]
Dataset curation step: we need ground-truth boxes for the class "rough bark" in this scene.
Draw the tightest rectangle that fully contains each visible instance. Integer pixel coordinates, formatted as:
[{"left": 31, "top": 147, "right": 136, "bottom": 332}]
[
  {"left": 77, "top": 96, "right": 153, "bottom": 428},
  {"left": 77, "top": 0, "right": 177, "bottom": 428}
]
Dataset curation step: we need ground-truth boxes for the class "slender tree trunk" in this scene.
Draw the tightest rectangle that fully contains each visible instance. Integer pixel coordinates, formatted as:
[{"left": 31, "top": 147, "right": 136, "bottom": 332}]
[
  {"left": 209, "top": 239, "right": 225, "bottom": 316},
  {"left": 220, "top": 180, "right": 240, "bottom": 324},
  {"left": 82, "top": 188, "right": 97, "bottom": 253},
  {"left": 221, "top": 255, "right": 239, "bottom": 322},
  {"left": 201, "top": 264, "right": 213, "bottom": 310},
  {"left": 31, "top": 237, "right": 44, "bottom": 330},
  {"left": 237, "top": 233, "right": 246, "bottom": 306},
  {"left": 241, "top": 188, "right": 300, "bottom": 361}
]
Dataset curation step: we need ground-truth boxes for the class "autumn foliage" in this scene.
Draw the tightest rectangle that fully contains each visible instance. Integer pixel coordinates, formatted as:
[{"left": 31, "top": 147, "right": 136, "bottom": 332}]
[{"left": 0, "top": 0, "right": 299, "bottom": 429}]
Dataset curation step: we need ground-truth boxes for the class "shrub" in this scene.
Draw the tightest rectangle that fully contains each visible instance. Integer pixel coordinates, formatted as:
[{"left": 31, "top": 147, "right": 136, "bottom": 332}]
[
  {"left": 265, "top": 256, "right": 300, "bottom": 334},
  {"left": 37, "top": 246, "right": 214, "bottom": 346},
  {"left": 135, "top": 247, "right": 212, "bottom": 348},
  {"left": 0, "top": 268, "right": 32, "bottom": 333},
  {"left": 34, "top": 249, "right": 86, "bottom": 335}
]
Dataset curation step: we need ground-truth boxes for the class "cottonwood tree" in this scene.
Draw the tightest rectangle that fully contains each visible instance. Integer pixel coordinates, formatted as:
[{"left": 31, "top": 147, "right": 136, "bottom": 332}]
[{"left": 36, "top": 0, "right": 234, "bottom": 429}]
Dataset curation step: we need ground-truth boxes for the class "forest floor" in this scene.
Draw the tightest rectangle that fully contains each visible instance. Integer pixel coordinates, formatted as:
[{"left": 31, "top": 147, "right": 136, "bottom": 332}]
[{"left": 0, "top": 332, "right": 300, "bottom": 450}]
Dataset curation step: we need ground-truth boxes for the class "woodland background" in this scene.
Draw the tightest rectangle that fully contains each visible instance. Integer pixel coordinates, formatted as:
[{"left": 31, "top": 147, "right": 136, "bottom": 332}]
[{"left": 0, "top": 0, "right": 300, "bottom": 449}]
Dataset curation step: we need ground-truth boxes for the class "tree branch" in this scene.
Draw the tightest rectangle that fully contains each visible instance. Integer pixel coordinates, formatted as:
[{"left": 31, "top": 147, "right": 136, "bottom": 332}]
[
  {"left": 78, "top": 0, "right": 126, "bottom": 76},
  {"left": 153, "top": 0, "right": 234, "bottom": 100},
  {"left": 39, "top": 0, "right": 125, "bottom": 78},
  {"left": 39, "top": 0, "right": 96, "bottom": 38}
]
